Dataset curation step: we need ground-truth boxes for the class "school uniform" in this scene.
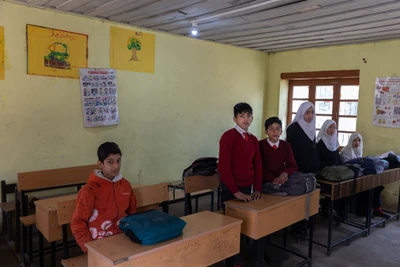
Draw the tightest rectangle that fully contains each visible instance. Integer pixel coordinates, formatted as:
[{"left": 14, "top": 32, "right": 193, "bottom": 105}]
[
  {"left": 259, "top": 139, "right": 298, "bottom": 183},
  {"left": 218, "top": 125, "right": 263, "bottom": 203},
  {"left": 316, "top": 120, "right": 342, "bottom": 168}
]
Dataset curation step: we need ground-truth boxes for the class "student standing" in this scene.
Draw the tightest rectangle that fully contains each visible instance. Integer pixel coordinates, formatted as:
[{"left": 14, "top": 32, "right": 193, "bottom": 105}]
[{"left": 286, "top": 102, "right": 320, "bottom": 173}]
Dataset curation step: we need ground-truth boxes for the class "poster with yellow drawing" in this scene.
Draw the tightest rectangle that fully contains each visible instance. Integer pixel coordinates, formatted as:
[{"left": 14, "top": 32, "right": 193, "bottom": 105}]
[
  {"left": 26, "top": 24, "right": 88, "bottom": 79},
  {"left": 110, "top": 26, "right": 155, "bottom": 74},
  {"left": 0, "top": 26, "right": 4, "bottom": 80}
]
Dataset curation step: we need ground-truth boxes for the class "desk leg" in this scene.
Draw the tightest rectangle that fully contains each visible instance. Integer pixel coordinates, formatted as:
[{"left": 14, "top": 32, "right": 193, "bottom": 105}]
[
  {"left": 210, "top": 191, "right": 214, "bottom": 212},
  {"left": 7, "top": 211, "right": 12, "bottom": 242},
  {"left": 21, "top": 191, "right": 28, "bottom": 261},
  {"left": 39, "top": 233, "right": 44, "bottom": 267},
  {"left": 195, "top": 197, "right": 199, "bottom": 213},
  {"left": 252, "top": 239, "right": 259, "bottom": 267},
  {"left": 327, "top": 198, "right": 333, "bottom": 255},
  {"left": 162, "top": 201, "right": 169, "bottom": 213},
  {"left": 51, "top": 241, "right": 56, "bottom": 267},
  {"left": 184, "top": 193, "right": 192, "bottom": 215},
  {"left": 283, "top": 227, "right": 287, "bottom": 248},
  {"left": 366, "top": 189, "right": 373, "bottom": 235},
  {"left": 308, "top": 215, "right": 315, "bottom": 265},
  {"left": 397, "top": 184, "right": 400, "bottom": 221},
  {"left": 344, "top": 197, "right": 349, "bottom": 221},
  {"left": 15, "top": 189, "right": 20, "bottom": 253},
  {"left": 62, "top": 224, "right": 69, "bottom": 259},
  {"left": 28, "top": 226, "right": 33, "bottom": 263}
]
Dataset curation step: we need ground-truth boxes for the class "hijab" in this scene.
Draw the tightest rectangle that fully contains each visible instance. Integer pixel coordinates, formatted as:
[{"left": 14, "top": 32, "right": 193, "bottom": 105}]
[
  {"left": 316, "top": 120, "right": 340, "bottom": 151},
  {"left": 340, "top": 133, "right": 363, "bottom": 163},
  {"left": 288, "top": 102, "right": 316, "bottom": 141}
]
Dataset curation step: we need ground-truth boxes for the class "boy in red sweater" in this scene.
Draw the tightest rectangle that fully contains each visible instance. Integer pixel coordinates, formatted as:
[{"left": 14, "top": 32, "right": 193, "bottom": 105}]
[
  {"left": 71, "top": 142, "right": 137, "bottom": 253},
  {"left": 259, "top": 117, "right": 298, "bottom": 185},
  {"left": 218, "top": 102, "right": 263, "bottom": 205}
]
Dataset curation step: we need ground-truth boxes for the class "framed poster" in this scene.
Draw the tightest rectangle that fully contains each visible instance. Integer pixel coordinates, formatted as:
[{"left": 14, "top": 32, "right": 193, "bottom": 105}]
[
  {"left": 373, "top": 77, "right": 400, "bottom": 128},
  {"left": 26, "top": 24, "right": 88, "bottom": 79},
  {"left": 110, "top": 26, "right": 155, "bottom": 74},
  {"left": 79, "top": 68, "right": 119, "bottom": 127}
]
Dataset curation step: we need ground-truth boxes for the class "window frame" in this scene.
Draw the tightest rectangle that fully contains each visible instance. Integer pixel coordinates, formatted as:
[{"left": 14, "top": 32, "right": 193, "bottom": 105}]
[{"left": 287, "top": 76, "right": 359, "bottom": 147}]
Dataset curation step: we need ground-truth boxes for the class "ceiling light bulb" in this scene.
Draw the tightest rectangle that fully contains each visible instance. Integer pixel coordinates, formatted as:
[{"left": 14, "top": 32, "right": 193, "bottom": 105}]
[{"left": 191, "top": 20, "right": 198, "bottom": 36}]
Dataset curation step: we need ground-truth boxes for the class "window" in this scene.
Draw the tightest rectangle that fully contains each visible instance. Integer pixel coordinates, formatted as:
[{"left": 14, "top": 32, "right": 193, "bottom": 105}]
[{"left": 287, "top": 78, "right": 359, "bottom": 146}]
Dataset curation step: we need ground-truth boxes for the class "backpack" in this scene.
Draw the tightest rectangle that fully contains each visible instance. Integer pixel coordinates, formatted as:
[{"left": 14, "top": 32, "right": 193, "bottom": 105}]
[
  {"left": 182, "top": 157, "right": 218, "bottom": 179},
  {"left": 344, "top": 157, "right": 385, "bottom": 175},
  {"left": 316, "top": 166, "right": 354, "bottom": 182},
  {"left": 119, "top": 210, "right": 186, "bottom": 245},
  {"left": 262, "top": 172, "right": 316, "bottom": 196},
  {"left": 383, "top": 153, "right": 400, "bottom": 169}
]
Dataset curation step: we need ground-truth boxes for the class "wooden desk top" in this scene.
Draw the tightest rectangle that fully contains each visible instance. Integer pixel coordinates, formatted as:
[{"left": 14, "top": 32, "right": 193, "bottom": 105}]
[
  {"left": 225, "top": 189, "right": 320, "bottom": 212},
  {"left": 85, "top": 211, "right": 242, "bottom": 264},
  {"left": 35, "top": 194, "right": 77, "bottom": 213},
  {"left": 317, "top": 168, "right": 400, "bottom": 200}
]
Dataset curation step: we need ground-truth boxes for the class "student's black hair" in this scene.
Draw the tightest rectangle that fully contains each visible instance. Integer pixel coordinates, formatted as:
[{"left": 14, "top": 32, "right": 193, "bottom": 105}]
[
  {"left": 97, "top": 142, "right": 122, "bottom": 163},
  {"left": 233, "top": 102, "right": 253, "bottom": 117},
  {"left": 264, "top": 117, "right": 282, "bottom": 131}
]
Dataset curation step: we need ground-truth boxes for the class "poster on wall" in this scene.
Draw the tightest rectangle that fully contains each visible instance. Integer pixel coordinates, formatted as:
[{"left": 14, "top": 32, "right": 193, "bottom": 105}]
[
  {"left": 79, "top": 68, "right": 120, "bottom": 127},
  {"left": 26, "top": 24, "right": 88, "bottom": 79},
  {"left": 110, "top": 26, "right": 155, "bottom": 74},
  {"left": 373, "top": 77, "right": 400, "bottom": 128},
  {"left": 0, "top": 26, "right": 4, "bottom": 80}
]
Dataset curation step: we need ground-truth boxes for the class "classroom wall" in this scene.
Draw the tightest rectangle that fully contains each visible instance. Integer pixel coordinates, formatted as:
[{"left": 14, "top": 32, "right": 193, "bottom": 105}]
[
  {"left": 0, "top": 0, "right": 268, "bottom": 188},
  {"left": 267, "top": 40, "right": 400, "bottom": 207}
]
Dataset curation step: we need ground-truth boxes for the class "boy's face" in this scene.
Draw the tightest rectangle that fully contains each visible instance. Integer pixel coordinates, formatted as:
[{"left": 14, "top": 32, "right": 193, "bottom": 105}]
[
  {"left": 233, "top": 112, "right": 253, "bottom": 131},
  {"left": 352, "top": 137, "right": 361, "bottom": 149},
  {"left": 98, "top": 153, "right": 121, "bottom": 179},
  {"left": 266, "top": 123, "right": 282, "bottom": 143},
  {"left": 303, "top": 107, "right": 314, "bottom": 123},
  {"left": 326, "top": 123, "right": 336, "bottom": 136}
]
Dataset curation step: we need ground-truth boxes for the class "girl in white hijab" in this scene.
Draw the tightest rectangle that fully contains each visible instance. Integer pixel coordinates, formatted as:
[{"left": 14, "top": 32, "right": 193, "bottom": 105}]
[
  {"left": 340, "top": 133, "right": 363, "bottom": 163},
  {"left": 286, "top": 102, "right": 320, "bottom": 173},
  {"left": 317, "top": 120, "right": 342, "bottom": 167}
]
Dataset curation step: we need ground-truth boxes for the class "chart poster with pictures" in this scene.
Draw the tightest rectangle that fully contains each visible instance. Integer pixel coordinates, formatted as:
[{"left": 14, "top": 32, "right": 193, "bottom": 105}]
[
  {"left": 79, "top": 68, "right": 119, "bottom": 127},
  {"left": 373, "top": 77, "right": 400, "bottom": 128}
]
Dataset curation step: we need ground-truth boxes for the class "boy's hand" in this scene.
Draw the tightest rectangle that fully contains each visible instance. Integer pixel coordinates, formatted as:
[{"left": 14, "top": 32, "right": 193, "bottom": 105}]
[
  {"left": 234, "top": 192, "right": 253, "bottom": 202},
  {"left": 252, "top": 191, "right": 262, "bottom": 200},
  {"left": 273, "top": 172, "right": 288, "bottom": 185}
]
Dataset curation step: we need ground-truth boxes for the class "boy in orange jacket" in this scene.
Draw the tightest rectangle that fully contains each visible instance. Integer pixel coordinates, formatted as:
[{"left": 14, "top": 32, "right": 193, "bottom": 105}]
[{"left": 71, "top": 142, "right": 137, "bottom": 253}]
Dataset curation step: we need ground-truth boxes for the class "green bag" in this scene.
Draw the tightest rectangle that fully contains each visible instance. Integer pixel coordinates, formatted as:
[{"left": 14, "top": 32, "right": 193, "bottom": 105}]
[{"left": 316, "top": 166, "right": 354, "bottom": 182}]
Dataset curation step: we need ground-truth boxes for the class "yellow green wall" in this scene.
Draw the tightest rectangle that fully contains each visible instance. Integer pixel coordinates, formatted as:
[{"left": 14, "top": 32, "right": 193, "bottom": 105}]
[
  {"left": 267, "top": 40, "right": 400, "bottom": 207},
  {"left": 0, "top": 0, "right": 268, "bottom": 188}
]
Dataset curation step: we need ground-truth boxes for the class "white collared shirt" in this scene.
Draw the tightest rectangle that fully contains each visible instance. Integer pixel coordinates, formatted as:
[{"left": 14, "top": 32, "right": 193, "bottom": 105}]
[
  {"left": 235, "top": 125, "right": 252, "bottom": 139},
  {"left": 267, "top": 139, "right": 280, "bottom": 148}
]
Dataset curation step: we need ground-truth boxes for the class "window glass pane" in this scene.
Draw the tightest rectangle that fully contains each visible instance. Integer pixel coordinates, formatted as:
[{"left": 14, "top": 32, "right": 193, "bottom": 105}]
[
  {"left": 316, "top": 115, "right": 332, "bottom": 129},
  {"left": 341, "top": 86, "right": 359, "bottom": 100},
  {"left": 293, "top": 86, "right": 309, "bottom": 98},
  {"left": 315, "top": 101, "right": 332, "bottom": 114},
  {"left": 292, "top": 113, "right": 296, "bottom": 121},
  {"left": 292, "top": 100, "right": 306, "bottom": 113},
  {"left": 339, "top": 102, "right": 358, "bottom": 115},
  {"left": 316, "top": 86, "right": 333, "bottom": 99},
  {"left": 338, "top": 117, "right": 357, "bottom": 131},
  {"left": 338, "top": 132, "right": 352, "bottom": 147}
]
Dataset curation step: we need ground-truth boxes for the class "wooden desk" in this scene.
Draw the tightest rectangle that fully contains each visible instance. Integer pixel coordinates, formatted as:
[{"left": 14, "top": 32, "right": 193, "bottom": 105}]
[
  {"left": 225, "top": 190, "right": 320, "bottom": 267},
  {"left": 317, "top": 168, "right": 400, "bottom": 255},
  {"left": 85, "top": 211, "right": 242, "bottom": 267}
]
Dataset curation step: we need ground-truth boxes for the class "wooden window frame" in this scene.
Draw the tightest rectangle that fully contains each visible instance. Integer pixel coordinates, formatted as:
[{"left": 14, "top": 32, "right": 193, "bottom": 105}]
[{"left": 284, "top": 70, "right": 360, "bottom": 146}]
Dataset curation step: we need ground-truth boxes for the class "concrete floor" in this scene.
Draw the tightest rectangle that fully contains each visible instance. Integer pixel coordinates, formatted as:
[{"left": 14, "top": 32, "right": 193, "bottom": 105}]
[{"left": 1, "top": 194, "right": 400, "bottom": 267}]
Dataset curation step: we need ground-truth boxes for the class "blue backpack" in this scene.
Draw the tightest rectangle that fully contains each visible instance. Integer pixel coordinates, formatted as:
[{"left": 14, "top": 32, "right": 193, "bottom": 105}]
[{"left": 119, "top": 210, "right": 187, "bottom": 245}]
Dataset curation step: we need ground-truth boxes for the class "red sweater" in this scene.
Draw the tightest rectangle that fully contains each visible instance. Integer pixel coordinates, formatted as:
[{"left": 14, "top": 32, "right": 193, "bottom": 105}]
[
  {"left": 71, "top": 170, "right": 136, "bottom": 253},
  {"left": 218, "top": 128, "right": 263, "bottom": 194},
  {"left": 259, "top": 139, "right": 298, "bottom": 183}
]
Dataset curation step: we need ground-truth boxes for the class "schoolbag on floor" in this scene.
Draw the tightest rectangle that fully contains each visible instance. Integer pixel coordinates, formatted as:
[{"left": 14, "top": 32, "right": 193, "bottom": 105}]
[
  {"left": 316, "top": 166, "right": 354, "bottom": 182},
  {"left": 262, "top": 172, "right": 316, "bottom": 196},
  {"left": 119, "top": 210, "right": 186, "bottom": 245},
  {"left": 182, "top": 157, "right": 218, "bottom": 179}
]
